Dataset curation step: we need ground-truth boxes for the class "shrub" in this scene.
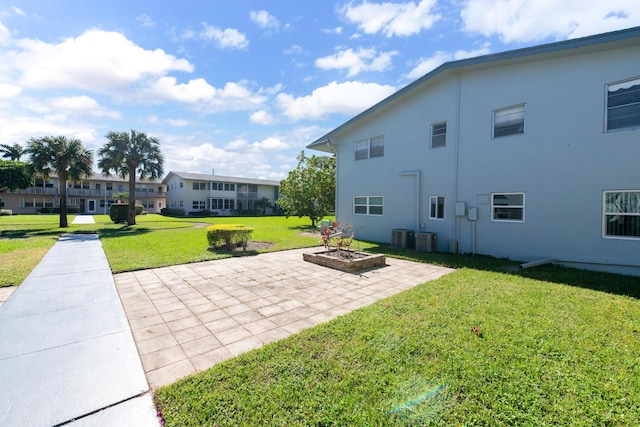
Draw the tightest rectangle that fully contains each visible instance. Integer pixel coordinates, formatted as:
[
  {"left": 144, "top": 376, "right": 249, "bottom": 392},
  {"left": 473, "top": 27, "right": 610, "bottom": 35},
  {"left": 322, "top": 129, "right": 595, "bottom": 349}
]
[
  {"left": 0, "top": 209, "right": 12, "bottom": 216},
  {"left": 161, "top": 207, "right": 186, "bottom": 217},
  {"left": 110, "top": 203, "right": 128, "bottom": 224},
  {"left": 206, "top": 224, "right": 254, "bottom": 250},
  {"left": 135, "top": 205, "right": 144, "bottom": 216}
]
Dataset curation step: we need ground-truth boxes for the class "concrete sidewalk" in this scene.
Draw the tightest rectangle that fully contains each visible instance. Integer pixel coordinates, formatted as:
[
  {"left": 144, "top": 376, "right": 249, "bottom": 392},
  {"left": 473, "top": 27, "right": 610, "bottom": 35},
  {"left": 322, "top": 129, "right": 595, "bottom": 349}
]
[{"left": 0, "top": 234, "right": 158, "bottom": 426}]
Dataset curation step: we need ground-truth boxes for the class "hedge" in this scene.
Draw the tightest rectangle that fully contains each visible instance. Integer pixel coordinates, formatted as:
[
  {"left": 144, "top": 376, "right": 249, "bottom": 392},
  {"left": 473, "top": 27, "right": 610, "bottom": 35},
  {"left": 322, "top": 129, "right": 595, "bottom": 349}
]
[
  {"left": 206, "top": 224, "right": 254, "bottom": 251},
  {"left": 110, "top": 204, "right": 129, "bottom": 224},
  {"left": 161, "top": 207, "right": 186, "bottom": 217}
]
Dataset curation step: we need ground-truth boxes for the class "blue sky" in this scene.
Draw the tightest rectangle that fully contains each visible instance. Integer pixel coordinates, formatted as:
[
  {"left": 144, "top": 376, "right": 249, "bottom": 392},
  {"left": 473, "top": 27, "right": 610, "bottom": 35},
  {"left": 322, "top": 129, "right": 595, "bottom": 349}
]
[{"left": 1, "top": 1, "right": 639, "bottom": 180}]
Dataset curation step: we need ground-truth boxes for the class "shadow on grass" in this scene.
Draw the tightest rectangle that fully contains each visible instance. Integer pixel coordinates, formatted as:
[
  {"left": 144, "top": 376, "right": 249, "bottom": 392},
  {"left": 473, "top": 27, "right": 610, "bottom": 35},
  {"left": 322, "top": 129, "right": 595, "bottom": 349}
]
[
  {"left": 206, "top": 247, "right": 260, "bottom": 257},
  {"left": 364, "top": 243, "right": 640, "bottom": 299},
  {"left": 93, "top": 226, "right": 152, "bottom": 239},
  {"left": 0, "top": 228, "right": 65, "bottom": 239}
]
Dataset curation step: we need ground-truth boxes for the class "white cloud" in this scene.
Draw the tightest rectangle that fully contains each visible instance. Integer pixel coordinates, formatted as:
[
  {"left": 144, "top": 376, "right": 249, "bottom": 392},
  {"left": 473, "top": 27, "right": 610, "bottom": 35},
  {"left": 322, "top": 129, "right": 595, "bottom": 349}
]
[
  {"left": 6, "top": 30, "right": 193, "bottom": 92},
  {"left": 165, "top": 118, "right": 188, "bottom": 127},
  {"left": 404, "top": 43, "right": 492, "bottom": 80},
  {"left": 11, "top": 7, "right": 25, "bottom": 16},
  {"left": 322, "top": 27, "right": 344, "bottom": 35},
  {"left": 252, "top": 137, "right": 288, "bottom": 151},
  {"left": 148, "top": 77, "right": 216, "bottom": 103},
  {"left": 48, "top": 95, "right": 122, "bottom": 119},
  {"left": 250, "top": 110, "right": 275, "bottom": 125},
  {"left": 461, "top": 0, "right": 640, "bottom": 43},
  {"left": 250, "top": 10, "right": 279, "bottom": 30},
  {"left": 136, "top": 14, "right": 156, "bottom": 28},
  {"left": 284, "top": 44, "right": 303, "bottom": 55},
  {"left": 200, "top": 23, "right": 249, "bottom": 49},
  {"left": 315, "top": 47, "right": 398, "bottom": 76},
  {"left": 224, "top": 138, "right": 249, "bottom": 151},
  {"left": 0, "top": 83, "right": 21, "bottom": 98},
  {"left": 276, "top": 81, "right": 396, "bottom": 120},
  {"left": 342, "top": 0, "right": 441, "bottom": 37},
  {"left": 0, "top": 21, "right": 11, "bottom": 45}
]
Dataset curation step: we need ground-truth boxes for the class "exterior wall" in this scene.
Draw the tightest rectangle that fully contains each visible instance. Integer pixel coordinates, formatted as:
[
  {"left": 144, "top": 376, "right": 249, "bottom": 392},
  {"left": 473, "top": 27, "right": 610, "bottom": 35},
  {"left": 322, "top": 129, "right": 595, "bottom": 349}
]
[
  {"left": 163, "top": 173, "right": 280, "bottom": 215},
  {"left": 323, "top": 39, "right": 640, "bottom": 275},
  {"left": 3, "top": 176, "right": 166, "bottom": 214}
]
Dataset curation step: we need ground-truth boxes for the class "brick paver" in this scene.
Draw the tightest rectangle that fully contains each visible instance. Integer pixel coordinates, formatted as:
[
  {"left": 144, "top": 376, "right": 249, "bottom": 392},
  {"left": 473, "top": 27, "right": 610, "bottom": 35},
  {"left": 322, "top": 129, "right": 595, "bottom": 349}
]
[{"left": 114, "top": 247, "right": 454, "bottom": 388}]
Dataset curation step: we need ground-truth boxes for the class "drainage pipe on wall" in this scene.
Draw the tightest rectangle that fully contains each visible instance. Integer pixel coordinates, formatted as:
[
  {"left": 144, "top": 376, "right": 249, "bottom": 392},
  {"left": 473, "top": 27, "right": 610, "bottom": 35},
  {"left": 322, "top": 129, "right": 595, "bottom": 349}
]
[
  {"left": 519, "top": 258, "right": 557, "bottom": 269},
  {"left": 400, "top": 169, "right": 421, "bottom": 234}
]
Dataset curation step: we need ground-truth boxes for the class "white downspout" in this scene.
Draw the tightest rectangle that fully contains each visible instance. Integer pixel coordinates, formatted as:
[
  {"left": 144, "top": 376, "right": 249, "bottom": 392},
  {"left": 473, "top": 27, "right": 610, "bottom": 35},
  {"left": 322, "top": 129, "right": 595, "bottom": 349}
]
[
  {"left": 325, "top": 140, "right": 338, "bottom": 221},
  {"left": 400, "top": 170, "right": 421, "bottom": 234}
]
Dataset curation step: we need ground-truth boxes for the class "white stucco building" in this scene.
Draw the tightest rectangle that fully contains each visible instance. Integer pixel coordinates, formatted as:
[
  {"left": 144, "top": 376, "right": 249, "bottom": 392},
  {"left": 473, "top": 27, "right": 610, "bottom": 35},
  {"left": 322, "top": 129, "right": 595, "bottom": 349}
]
[
  {"left": 308, "top": 27, "right": 640, "bottom": 276},
  {"left": 163, "top": 171, "right": 280, "bottom": 215}
]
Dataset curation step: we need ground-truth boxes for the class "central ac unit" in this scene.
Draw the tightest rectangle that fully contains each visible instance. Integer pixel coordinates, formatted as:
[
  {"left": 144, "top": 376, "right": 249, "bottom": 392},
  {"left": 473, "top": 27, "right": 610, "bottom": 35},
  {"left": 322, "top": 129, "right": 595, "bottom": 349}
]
[
  {"left": 391, "top": 229, "right": 414, "bottom": 249},
  {"left": 416, "top": 232, "right": 437, "bottom": 253}
]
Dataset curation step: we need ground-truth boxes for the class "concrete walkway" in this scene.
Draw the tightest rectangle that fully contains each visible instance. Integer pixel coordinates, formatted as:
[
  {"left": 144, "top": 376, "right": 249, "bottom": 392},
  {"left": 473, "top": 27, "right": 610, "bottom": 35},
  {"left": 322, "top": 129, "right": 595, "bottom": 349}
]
[
  {"left": 72, "top": 214, "right": 96, "bottom": 224},
  {"left": 115, "top": 248, "right": 454, "bottom": 388},
  {"left": 0, "top": 234, "right": 158, "bottom": 426}
]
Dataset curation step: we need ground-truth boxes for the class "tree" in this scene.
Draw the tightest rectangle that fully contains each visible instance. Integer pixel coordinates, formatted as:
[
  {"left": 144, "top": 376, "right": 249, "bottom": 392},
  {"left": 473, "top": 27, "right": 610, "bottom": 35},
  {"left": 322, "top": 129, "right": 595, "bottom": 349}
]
[
  {"left": 255, "top": 196, "right": 272, "bottom": 215},
  {"left": 278, "top": 151, "right": 335, "bottom": 226},
  {"left": 0, "top": 143, "right": 24, "bottom": 161},
  {"left": 98, "top": 129, "right": 164, "bottom": 226},
  {"left": 26, "top": 136, "right": 93, "bottom": 227},
  {"left": 0, "top": 160, "right": 33, "bottom": 192}
]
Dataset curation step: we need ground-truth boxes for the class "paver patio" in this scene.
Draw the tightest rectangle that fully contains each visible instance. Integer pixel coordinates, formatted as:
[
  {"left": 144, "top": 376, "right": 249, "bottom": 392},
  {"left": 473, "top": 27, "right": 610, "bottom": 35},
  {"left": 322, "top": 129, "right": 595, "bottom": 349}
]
[{"left": 114, "top": 247, "right": 454, "bottom": 388}]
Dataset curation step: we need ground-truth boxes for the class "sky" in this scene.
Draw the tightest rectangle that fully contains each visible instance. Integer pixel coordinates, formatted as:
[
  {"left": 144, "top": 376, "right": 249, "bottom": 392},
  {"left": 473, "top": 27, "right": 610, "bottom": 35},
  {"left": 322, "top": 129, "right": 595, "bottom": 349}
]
[{"left": 1, "top": 1, "right": 639, "bottom": 181}]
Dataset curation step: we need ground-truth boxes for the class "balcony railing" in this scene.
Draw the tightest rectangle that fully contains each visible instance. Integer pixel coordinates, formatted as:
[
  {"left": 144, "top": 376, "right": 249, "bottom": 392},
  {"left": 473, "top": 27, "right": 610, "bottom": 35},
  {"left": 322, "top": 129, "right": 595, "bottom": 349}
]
[{"left": 8, "top": 187, "right": 166, "bottom": 198}]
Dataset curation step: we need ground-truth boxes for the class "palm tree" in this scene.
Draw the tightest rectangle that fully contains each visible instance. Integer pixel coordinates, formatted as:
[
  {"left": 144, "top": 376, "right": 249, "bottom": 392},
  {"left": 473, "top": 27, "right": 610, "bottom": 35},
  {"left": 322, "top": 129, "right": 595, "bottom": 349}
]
[
  {"left": 98, "top": 130, "right": 164, "bottom": 226},
  {"left": 26, "top": 136, "right": 93, "bottom": 227},
  {"left": 0, "top": 143, "right": 24, "bottom": 161}
]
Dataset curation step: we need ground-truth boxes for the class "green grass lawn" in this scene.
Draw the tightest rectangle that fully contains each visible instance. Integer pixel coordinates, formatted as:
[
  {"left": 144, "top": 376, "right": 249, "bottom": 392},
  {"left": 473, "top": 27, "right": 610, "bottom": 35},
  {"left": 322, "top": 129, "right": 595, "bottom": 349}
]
[
  {"left": 155, "top": 264, "right": 640, "bottom": 426},
  {"left": 2, "top": 214, "right": 639, "bottom": 424},
  {"left": 0, "top": 213, "right": 323, "bottom": 286}
]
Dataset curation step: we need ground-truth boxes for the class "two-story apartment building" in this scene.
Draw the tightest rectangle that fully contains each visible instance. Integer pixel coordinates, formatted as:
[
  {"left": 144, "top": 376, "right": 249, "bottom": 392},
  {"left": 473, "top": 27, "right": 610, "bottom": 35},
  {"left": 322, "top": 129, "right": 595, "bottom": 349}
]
[
  {"left": 2, "top": 174, "right": 166, "bottom": 214},
  {"left": 162, "top": 171, "right": 280, "bottom": 215},
  {"left": 308, "top": 27, "right": 640, "bottom": 276}
]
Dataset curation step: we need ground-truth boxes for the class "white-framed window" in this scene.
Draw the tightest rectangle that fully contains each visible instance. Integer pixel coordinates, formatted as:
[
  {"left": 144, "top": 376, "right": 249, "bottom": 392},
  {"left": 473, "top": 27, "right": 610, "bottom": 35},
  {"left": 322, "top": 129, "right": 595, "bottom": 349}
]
[
  {"left": 429, "top": 196, "right": 445, "bottom": 219},
  {"left": 354, "top": 136, "right": 384, "bottom": 160},
  {"left": 211, "top": 198, "right": 236, "bottom": 210},
  {"left": 192, "top": 200, "right": 206, "bottom": 210},
  {"left": 354, "top": 196, "right": 383, "bottom": 216},
  {"left": 603, "top": 190, "right": 640, "bottom": 239},
  {"left": 179, "top": 200, "right": 183, "bottom": 208},
  {"left": 193, "top": 182, "right": 206, "bottom": 190},
  {"left": 606, "top": 77, "right": 640, "bottom": 131},
  {"left": 491, "top": 193, "right": 524, "bottom": 222},
  {"left": 493, "top": 104, "right": 525, "bottom": 138},
  {"left": 431, "top": 122, "right": 446, "bottom": 148}
]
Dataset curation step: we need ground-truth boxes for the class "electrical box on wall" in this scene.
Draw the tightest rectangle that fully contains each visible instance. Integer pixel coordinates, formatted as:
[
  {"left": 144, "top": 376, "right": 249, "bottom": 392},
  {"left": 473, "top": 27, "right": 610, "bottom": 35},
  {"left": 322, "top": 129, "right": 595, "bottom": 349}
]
[
  {"left": 455, "top": 202, "right": 466, "bottom": 216},
  {"left": 469, "top": 207, "right": 478, "bottom": 221}
]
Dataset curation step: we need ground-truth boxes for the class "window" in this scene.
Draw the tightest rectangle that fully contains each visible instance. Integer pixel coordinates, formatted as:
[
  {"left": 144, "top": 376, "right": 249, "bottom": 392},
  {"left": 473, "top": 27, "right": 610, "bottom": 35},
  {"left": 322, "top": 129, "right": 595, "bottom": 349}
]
[
  {"left": 493, "top": 104, "right": 525, "bottom": 138},
  {"left": 0, "top": 197, "right": 4, "bottom": 208},
  {"left": 606, "top": 78, "right": 640, "bottom": 131},
  {"left": 211, "top": 198, "right": 235, "bottom": 210},
  {"left": 192, "top": 200, "right": 206, "bottom": 210},
  {"left": 354, "top": 136, "right": 384, "bottom": 160},
  {"left": 429, "top": 196, "right": 445, "bottom": 219},
  {"left": 193, "top": 182, "right": 206, "bottom": 190},
  {"left": 211, "top": 182, "right": 221, "bottom": 190},
  {"left": 179, "top": 182, "right": 183, "bottom": 188},
  {"left": 492, "top": 193, "right": 524, "bottom": 222},
  {"left": 106, "top": 183, "right": 113, "bottom": 191},
  {"left": 604, "top": 190, "right": 640, "bottom": 239},
  {"left": 95, "top": 184, "right": 101, "bottom": 190},
  {"left": 354, "top": 196, "right": 383, "bottom": 216},
  {"left": 224, "top": 183, "right": 235, "bottom": 191},
  {"left": 431, "top": 122, "right": 446, "bottom": 148}
]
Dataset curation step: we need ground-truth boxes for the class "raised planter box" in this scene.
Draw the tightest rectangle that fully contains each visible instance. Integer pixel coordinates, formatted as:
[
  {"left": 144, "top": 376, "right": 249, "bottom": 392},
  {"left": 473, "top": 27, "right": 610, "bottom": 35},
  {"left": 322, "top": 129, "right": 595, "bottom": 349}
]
[{"left": 303, "top": 249, "right": 386, "bottom": 273}]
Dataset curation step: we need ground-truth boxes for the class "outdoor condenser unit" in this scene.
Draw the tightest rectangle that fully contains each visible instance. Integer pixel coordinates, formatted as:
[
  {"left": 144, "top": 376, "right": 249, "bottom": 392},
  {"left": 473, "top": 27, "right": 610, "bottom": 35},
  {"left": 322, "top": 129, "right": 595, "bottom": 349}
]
[
  {"left": 391, "top": 229, "right": 414, "bottom": 249},
  {"left": 416, "top": 232, "right": 437, "bottom": 253}
]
